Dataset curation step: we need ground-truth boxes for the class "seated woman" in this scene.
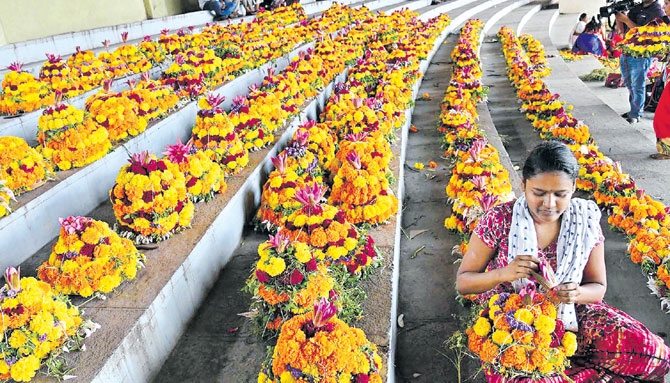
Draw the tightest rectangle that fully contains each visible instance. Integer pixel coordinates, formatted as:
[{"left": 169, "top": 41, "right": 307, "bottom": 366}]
[
  {"left": 572, "top": 18, "right": 608, "bottom": 58},
  {"left": 456, "top": 141, "right": 670, "bottom": 382}
]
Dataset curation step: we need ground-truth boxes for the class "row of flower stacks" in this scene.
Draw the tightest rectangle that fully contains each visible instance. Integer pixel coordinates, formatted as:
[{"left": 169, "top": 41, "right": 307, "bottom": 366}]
[
  {"left": 438, "top": 21, "right": 579, "bottom": 379},
  {"left": 0, "top": 3, "right": 371, "bottom": 220},
  {"left": 441, "top": 20, "right": 514, "bottom": 251},
  {"left": 0, "top": 6, "right": 337, "bottom": 378},
  {"left": 0, "top": 3, "right": 308, "bottom": 116},
  {"left": 248, "top": 10, "right": 452, "bottom": 383},
  {"left": 497, "top": 27, "right": 670, "bottom": 310}
]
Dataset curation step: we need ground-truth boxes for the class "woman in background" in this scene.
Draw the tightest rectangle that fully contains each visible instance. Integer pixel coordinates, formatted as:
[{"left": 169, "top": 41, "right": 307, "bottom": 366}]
[{"left": 569, "top": 13, "right": 588, "bottom": 48}]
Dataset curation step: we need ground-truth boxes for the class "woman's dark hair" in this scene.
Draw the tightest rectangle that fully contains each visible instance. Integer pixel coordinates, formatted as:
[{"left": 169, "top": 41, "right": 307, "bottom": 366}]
[
  {"left": 522, "top": 141, "right": 579, "bottom": 182},
  {"left": 579, "top": 12, "right": 587, "bottom": 21},
  {"left": 585, "top": 17, "right": 601, "bottom": 32}
]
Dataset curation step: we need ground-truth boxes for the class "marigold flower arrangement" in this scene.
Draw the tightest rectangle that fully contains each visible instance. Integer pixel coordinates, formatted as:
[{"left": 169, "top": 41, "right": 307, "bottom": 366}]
[
  {"left": 465, "top": 284, "right": 577, "bottom": 379},
  {"left": 66, "top": 46, "right": 108, "bottom": 91},
  {"left": 191, "top": 93, "right": 249, "bottom": 175},
  {"left": 292, "top": 121, "right": 337, "bottom": 173},
  {"left": 36, "top": 215, "right": 145, "bottom": 297},
  {"left": 0, "top": 62, "right": 54, "bottom": 116},
  {"left": 109, "top": 151, "right": 195, "bottom": 243},
  {"left": 618, "top": 21, "right": 670, "bottom": 58},
  {"left": 160, "top": 54, "right": 205, "bottom": 99},
  {"left": 445, "top": 141, "right": 514, "bottom": 234},
  {"left": 279, "top": 183, "right": 380, "bottom": 275},
  {"left": 282, "top": 130, "right": 325, "bottom": 180},
  {"left": 97, "top": 40, "right": 131, "bottom": 79},
  {"left": 39, "top": 54, "right": 84, "bottom": 99},
  {"left": 112, "top": 32, "right": 153, "bottom": 75},
  {"left": 138, "top": 36, "right": 167, "bottom": 66},
  {"left": 258, "top": 298, "right": 383, "bottom": 383},
  {"left": 0, "top": 266, "right": 98, "bottom": 382},
  {"left": 255, "top": 153, "right": 317, "bottom": 232},
  {"left": 0, "top": 179, "right": 16, "bottom": 218},
  {"left": 228, "top": 95, "right": 275, "bottom": 152},
  {"left": 0, "top": 136, "right": 52, "bottom": 195},
  {"left": 37, "top": 98, "right": 112, "bottom": 171},
  {"left": 329, "top": 151, "right": 398, "bottom": 225},
  {"left": 592, "top": 161, "right": 636, "bottom": 207},
  {"left": 651, "top": 257, "right": 670, "bottom": 312},
  {"left": 331, "top": 132, "right": 392, "bottom": 176},
  {"left": 85, "top": 80, "right": 147, "bottom": 142},
  {"left": 608, "top": 190, "right": 670, "bottom": 239},
  {"left": 244, "top": 233, "right": 335, "bottom": 332},
  {"left": 163, "top": 138, "right": 227, "bottom": 202},
  {"left": 134, "top": 72, "right": 180, "bottom": 121}
]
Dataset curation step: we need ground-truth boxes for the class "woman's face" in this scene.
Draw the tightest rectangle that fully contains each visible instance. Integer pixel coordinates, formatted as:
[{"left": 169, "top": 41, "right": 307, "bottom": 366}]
[
  {"left": 523, "top": 171, "right": 575, "bottom": 224},
  {"left": 664, "top": 0, "right": 670, "bottom": 15}
]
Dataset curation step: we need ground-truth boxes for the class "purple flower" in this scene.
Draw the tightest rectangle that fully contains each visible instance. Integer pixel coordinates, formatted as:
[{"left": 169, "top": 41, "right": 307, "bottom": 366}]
[{"left": 506, "top": 311, "right": 534, "bottom": 333}]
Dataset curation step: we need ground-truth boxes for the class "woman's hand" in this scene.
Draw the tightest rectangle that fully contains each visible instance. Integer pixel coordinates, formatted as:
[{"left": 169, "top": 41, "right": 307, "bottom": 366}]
[
  {"left": 552, "top": 282, "right": 581, "bottom": 304},
  {"left": 499, "top": 254, "right": 540, "bottom": 283}
]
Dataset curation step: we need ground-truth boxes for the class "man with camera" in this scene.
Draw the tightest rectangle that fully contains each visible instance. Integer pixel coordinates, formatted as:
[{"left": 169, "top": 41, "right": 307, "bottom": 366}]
[{"left": 615, "top": 0, "right": 665, "bottom": 123}]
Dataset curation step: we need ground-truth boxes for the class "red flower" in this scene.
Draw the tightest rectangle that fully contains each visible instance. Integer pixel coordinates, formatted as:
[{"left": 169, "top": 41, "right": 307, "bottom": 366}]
[
  {"left": 289, "top": 270, "right": 304, "bottom": 285},
  {"left": 305, "top": 258, "right": 317, "bottom": 272},
  {"left": 355, "top": 374, "right": 370, "bottom": 383},
  {"left": 256, "top": 269, "right": 271, "bottom": 283}
]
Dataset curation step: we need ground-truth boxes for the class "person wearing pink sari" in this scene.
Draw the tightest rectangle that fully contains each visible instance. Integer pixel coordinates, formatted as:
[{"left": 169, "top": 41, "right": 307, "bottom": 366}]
[{"left": 456, "top": 141, "right": 670, "bottom": 382}]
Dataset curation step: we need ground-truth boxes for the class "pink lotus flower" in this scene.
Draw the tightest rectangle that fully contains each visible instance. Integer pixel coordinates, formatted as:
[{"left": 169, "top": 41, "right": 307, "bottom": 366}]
[
  {"left": 346, "top": 151, "right": 362, "bottom": 170},
  {"left": 293, "top": 130, "right": 309, "bottom": 147},
  {"left": 470, "top": 175, "right": 487, "bottom": 190},
  {"left": 161, "top": 29, "right": 170, "bottom": 35},
  {"left": 45, "top": 53, "right": 62, "bottom": 64},
  {"left": 312, "top": 297, "right": 337, "bottom": 328},
  {"left": 476, "top": 193, "right": 498, "bottom": 212},
  {"left": 268, "top": 232, "right": 290, "bottom": 254},
  {"left": 271, "top": 153, "right": 288, "bottom": 174},
  {"left": 469, "top": 139, "right": 486, "bottom": 161},
  {"left": 294, "top": 183, "right": 327, "bottom": 207},
  {"left": 121, "top": 31, "right": 129, "bottom": 43},
  {"left": 102, "top": 79, "right": 113, "bottom": 92},
  {"left": 164, "top": 138, "right": 193, "bottom": 164},
  {"left": 101, "top": 40, "right": 111, "bottom": 49},
  {"left": 7, "top": 62, "right": 23, "bottom": 72},
  {"left": 636, "top": 188, "right": 645, "bottom": 200},
  {"left": 206, "top": 92, "right": 226, "bottom": 108},
  {"left": 352, "top": 97, "right": 364, "bottom": 108},
  {"left": 4, "top": 266, "right": 20, "bottom": 292},
  {"left": 129, "top": 151, "right": 151, "bottom": 166},
  {"left": 344, "top": 132, "right": 368, "bottom": 142},
  {"left": 143, "top": 35, "right": 152, "bottom": 42},
  {"left": 58, "top": 216, "right": 91, "bottom": 235}
]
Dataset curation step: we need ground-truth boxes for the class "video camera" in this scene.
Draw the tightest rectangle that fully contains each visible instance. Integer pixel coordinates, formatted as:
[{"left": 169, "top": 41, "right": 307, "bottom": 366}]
[{"left": 599, "top": 0, "right": 640, "bottom": 18}]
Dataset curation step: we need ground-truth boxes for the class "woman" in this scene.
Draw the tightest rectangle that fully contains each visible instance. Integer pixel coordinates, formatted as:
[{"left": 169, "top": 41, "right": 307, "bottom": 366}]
[
  {"left": 572, "top": 18, "right": 608, "bottom": 58},
  {"left": 651, "top": 0, "right": 670, "bottom": 160},
  {"left": 569, "top": 13, "right": 588, "bottom": 48},
  {"left": 456, "top": 141, "right": 670, "bottom": 382}
]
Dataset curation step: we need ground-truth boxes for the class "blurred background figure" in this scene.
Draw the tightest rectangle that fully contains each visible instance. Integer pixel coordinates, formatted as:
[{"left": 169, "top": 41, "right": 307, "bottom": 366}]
[{"left": 569, "top": 12, "right": 588, "bottom": 48}]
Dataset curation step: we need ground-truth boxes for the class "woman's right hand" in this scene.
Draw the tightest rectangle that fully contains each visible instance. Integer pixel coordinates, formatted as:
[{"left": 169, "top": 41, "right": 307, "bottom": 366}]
[{"left": 499, "top": 254, "right": 540, "bottom": 283}]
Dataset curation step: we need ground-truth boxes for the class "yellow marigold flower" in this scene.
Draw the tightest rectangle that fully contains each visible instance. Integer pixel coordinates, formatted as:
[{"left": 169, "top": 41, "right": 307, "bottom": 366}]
[
  {"left": 293, "top": 214, "right": 307, "bottom": 227},
  {"left": 10, "top": 355, "right": 40, "bottom": 382},
  {"left": 262, "top": 257, "right": 286, "bottom": 277},
  {"left": 562, "top": 331, "right": 578, "bottom": 356},
  {"left": 534, "top": 314, "right": 556, "bottom": 334},
  {"left": 414, "top": 162, "right": 424, "bottom": 170},
  {"left": 293, "top": 242, "right": 311, "bottom": 263},
  {"left": 8, "top": 330, "right": 28, "bottom": 349},
  {"left": 492, "top": 330, "right": 513, "bottom": 345},
  {"left": 514, "top": 308, "right": 534, "bottom": 325},
  {"left": 473, "top": 317, "right": 491, "bottom": 337},
  {"left": 280, "top": 371, "right": 297, "bottom": 383}
]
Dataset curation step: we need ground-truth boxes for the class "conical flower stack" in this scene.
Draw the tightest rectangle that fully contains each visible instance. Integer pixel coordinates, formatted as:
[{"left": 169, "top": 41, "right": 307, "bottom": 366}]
[
  {"left": 0, "top": 62, "right": 54, "bottom": 115},
  {"left": 37, "top": 95, "right": 112, "bottom": 171},
  {"left": 163, "top": 138, "right": 227, "bottom": 202},
  {"left": 0, "top": 136, "right": 52, "bottom": 195},
  {"left": 39, "top": 53, "right": 83, "bottom": 98},
  {"left": 109, "top": 151, "right": 195, "bottom": 243},
  {"left": 37, "top": 215, "right": 145, "bottom": 297},
  {"left": 191, "top": 92, "right": 249, "bottom": 175},
  {"left": 85, "top": 79, "right": 147, "bottom": 142}
]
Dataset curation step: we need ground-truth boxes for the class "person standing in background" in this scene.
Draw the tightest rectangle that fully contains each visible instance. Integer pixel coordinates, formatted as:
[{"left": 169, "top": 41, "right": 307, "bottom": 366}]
[{"left": 616, "top": 0, "right": 665, "bottom": 124}]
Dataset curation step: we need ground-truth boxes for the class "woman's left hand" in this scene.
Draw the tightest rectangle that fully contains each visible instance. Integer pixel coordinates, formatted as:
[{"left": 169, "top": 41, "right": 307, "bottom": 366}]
[{"left": 552, "top": 282, "right": 581, "bottom": 304}]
